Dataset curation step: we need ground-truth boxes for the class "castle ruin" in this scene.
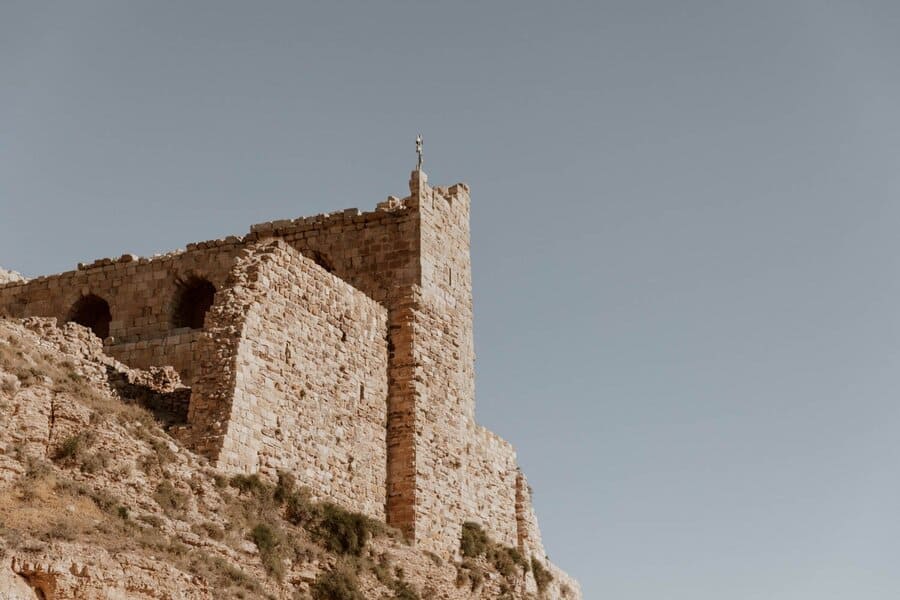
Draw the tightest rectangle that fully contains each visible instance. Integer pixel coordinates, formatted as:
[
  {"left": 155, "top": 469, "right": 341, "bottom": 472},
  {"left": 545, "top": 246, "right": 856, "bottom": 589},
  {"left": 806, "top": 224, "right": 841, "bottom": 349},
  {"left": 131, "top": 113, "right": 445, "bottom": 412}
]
[{"left": 0, "top": 169, "right": 573, "bottom": 588}]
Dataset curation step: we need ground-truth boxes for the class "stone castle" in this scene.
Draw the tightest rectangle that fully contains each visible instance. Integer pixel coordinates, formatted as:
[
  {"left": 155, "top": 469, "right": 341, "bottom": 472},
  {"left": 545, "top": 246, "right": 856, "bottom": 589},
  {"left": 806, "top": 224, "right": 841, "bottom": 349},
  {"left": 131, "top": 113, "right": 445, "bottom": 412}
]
[{"left": 0, "top": 168, "right": 573, "bottom": 586}]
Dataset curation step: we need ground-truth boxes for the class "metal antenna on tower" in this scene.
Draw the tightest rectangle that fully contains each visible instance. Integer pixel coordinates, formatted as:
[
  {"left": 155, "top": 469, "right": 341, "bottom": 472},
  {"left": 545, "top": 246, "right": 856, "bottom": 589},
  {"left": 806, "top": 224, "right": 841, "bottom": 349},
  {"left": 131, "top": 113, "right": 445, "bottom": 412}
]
[{"left": 415, "top": 134, "right": 423, "bottom": 171}]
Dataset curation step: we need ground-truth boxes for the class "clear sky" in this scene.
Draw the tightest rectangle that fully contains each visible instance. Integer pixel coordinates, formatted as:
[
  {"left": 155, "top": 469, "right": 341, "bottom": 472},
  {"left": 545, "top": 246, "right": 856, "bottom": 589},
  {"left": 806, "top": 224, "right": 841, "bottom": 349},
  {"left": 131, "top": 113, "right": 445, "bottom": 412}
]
[{"left": 2, "top": 2, "right": 900, "bottom": 598}]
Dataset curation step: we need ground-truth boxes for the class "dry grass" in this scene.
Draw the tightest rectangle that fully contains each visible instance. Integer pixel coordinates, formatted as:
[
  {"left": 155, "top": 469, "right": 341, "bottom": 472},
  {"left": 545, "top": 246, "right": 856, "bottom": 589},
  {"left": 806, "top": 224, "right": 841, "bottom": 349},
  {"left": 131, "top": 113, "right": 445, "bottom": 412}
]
[
  {"left": 0, "top": 471, "right": 105, "bottom": 540},
  {"left": 0, "top": 465, "right": 266, "bottom": 597},
  {"left": 0, "top": 327, "right": 156, "bottom": 427}
]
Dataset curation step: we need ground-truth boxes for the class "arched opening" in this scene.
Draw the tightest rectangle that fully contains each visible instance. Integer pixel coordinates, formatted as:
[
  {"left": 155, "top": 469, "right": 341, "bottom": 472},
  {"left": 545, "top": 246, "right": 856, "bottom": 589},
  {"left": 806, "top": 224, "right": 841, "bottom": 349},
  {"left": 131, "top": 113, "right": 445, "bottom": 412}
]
[
  {"left": 68, "top": 294, "right": 112, "bottom": 339},
  {"left": 309, "top": 251, "right": 335, "bottom": 274},
  {"left": 172, "top": 277, "right": 216, "bottom": 329}
]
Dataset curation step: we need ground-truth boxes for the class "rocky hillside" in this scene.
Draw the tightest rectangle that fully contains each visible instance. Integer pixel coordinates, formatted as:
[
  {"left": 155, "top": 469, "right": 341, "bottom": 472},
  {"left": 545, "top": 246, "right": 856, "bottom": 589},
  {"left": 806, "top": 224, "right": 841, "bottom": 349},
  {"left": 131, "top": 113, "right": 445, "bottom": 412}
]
[{"left": 0, "top": 317, "right": 579, "bottom": 599}]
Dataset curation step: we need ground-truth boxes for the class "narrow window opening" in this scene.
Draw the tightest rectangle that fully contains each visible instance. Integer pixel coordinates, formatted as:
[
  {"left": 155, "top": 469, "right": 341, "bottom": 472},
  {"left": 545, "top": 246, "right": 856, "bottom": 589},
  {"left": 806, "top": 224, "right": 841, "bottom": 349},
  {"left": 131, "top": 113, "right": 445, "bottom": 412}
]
[
  {"left": 67, "top": 294, "right": 112, "bottom": 339},
  {"left": 172, "top": 277, "right": 216, "bottom": 329}
]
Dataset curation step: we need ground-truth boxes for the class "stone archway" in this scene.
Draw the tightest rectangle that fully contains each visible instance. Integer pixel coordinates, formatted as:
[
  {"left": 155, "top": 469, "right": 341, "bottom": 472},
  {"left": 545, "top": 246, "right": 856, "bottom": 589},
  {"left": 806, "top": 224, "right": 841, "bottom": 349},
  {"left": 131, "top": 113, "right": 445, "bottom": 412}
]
[
  {"left": 172, "top": 277, "right": 216, "bottom": 329},
  {"left": 67, "top": 294, "right": 112, "bottom": 339}
]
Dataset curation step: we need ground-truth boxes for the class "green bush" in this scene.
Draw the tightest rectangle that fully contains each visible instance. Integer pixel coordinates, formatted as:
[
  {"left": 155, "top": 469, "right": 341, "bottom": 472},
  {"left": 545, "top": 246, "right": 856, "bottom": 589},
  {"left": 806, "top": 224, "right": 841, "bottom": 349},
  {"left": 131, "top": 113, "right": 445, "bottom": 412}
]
[
  {"left": 251, "top": 522, "right": 278, "bottom": 553},
  {"left": 316, "top": 503, "right": 379, "bottom": 556},
  {"left": 250, "top": 522, "right": 285, "bottom": 580},
  {"left": 459, "top": 521, "right": 489, "bottom": 558},
  {"left": 273, "top": 470, "right": 296, "bottom": 504},
  {"left": 53, "top": 431, "right": 95, "bottom": 462},
  {"left": 311, "top": 564, "right": 364, "bottom": 600},
  {"left": 285, "top": 487, "right": 320, "bottom": 526},
  {"left": 531, "top": 556, "right": 553, "bottom": 593},
  {"left": 229, "top": 473, "right": 272, "bottom": 499}
]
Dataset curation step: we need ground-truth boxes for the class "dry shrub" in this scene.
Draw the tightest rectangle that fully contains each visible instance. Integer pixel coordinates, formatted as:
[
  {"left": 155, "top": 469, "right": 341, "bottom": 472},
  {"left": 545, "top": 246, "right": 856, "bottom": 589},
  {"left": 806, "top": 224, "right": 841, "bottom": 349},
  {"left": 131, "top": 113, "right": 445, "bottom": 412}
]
[
  {"left": 531, "top": 556, "right": 554, "bottom": 594},
  {"left": 316, "top": 503, "right": 382, "bottom": 556},
  {"left": 250, "top": 522, "right": 286, "bottom": 580},
  {"left": 311, "top": 562, "right": 364, "bottom": 600},
  {"left": 459, "top": 521, "right": 488, "bottom": 558},
  {"left": 0, "top": 471, "right": 105, "bottom": 541},
  {"left": 153, "top": 481, "right": 190, "bottom": 515},
  {"left": 455, "top": 559, "right": 484, "bottom": 591}
]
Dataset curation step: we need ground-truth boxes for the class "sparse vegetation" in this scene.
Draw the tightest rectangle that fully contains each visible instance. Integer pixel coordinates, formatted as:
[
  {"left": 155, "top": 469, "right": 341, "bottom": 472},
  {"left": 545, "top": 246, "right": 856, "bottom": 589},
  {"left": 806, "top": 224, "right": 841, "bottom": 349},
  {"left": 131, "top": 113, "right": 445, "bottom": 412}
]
[
  {"left": 152, "top": 480, "right": 190, "bottom": 515},
  {"left": 54, "top": 435, "right": 80, "bottom": 461},
  {"left": 250, "top": 522, "right": 286, "bottom": 580},
  {"left": 79, "top": 448, "right": 112, "bottom": 474},
  {"left": 230, "top": 473, "right": 272, "bottom": 499},
  {"left": 531, "top": 556, "right": 554, "bottom": 594},
  {"left": 491, "top": 544, "right": 528, "bottom": 579},
  {"left": 455, "top": 558, "right": 485, "bottom": 591},
  {"left": 285, "top": 485, "right": 319, "bottom": 526},
  {"left": 316, "top": 502, "right": 382, "bottom": 556},
  {"left": 460, "top": 521, "right": 489, "bottom": 558},
  {"left": 456, "top": 521, "right": 530, "bottom": 592},
  {"left": 192, "top": 520, "right": 225, "bottom": 540},
  {"left": 311, "top": 563, "right": 365, "bottom": 600},
  {"left": 389, "top": 572, "right": 421, "bottom": 600}
]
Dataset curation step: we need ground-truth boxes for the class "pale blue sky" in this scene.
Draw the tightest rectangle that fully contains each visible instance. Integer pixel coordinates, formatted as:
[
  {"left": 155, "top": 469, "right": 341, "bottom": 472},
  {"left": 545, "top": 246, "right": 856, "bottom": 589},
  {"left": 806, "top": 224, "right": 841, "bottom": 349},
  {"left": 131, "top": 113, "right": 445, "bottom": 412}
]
[{"left": 3, "top": 2, "right": 900, "bottom": 598}]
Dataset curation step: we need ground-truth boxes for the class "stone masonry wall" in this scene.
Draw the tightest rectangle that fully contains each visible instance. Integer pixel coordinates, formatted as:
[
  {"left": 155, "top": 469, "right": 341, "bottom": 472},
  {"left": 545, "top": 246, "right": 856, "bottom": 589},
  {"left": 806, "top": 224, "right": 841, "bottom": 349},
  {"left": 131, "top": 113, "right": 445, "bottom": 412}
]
[
  {"left": 247, "top": 203, "right": 419, "bottom": 306},
  {"left": 186, "top": 241, "right": 389, "bottom": 518},
  {"left": 0, "top": 173, "right": 580, "bottom": 592},
  {"left": 245, "top": 199, "right": 424, "bottom": 537},
  {"left": 462, "top": 426, "right": 519, "bottom": 548},
  {"left": 0, "top": 241, "right": 243, "bottom": 384},
  {"left": 515, "top": 471, "right": 546, "bottom": 560}
]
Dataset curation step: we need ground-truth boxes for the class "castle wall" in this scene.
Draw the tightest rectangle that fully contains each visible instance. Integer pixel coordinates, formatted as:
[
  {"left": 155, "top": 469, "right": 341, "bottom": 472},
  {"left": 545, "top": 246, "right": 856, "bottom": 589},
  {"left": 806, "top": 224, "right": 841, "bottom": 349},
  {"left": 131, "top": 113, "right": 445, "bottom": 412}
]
[
  {"left": 0, "top": 175, "right": 577, "bottom": 590},
  {"left": 462, "top": 426, "right": 519, "bottom": 548},
  {"left": 515, "top": 471, "right": 546, "bottom": 560},
  {"left": 246, "top": 204, "right": 420, "bottom": 306},
  {"left": 186, "top": 241, "right": 389, "bottom": 518},
  {"left": 246, "top": 201, "right": 425, "bottom": 537},
  {"left": 0, "top": 241, "right": 243, "bottom": 384}
]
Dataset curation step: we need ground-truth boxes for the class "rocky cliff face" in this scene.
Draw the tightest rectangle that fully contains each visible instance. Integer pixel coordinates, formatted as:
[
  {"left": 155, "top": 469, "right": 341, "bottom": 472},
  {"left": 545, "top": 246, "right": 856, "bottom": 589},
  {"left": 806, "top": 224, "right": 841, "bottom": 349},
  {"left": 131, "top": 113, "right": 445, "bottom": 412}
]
[{"left": 0, "top": 317, "right": 580, "bottom": 599}]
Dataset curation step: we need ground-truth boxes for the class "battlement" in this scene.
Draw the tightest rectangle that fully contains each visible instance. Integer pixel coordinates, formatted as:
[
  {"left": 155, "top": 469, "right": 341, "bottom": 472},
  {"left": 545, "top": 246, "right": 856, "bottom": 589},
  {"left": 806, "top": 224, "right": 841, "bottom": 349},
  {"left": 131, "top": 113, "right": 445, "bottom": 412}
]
[{"left": 0, "top": 172, "right": 575, "bottom": 596}]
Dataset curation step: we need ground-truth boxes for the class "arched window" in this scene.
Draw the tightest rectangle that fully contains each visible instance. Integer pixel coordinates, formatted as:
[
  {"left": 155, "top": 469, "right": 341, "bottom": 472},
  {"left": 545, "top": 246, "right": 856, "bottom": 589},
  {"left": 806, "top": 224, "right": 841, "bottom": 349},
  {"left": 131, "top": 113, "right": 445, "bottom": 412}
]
[
  {"left": 172, "top": 277, "right": 216, "bottom": 329},
  {"left": 68, "top": 294, "right": 112, "bottom": 339}
]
